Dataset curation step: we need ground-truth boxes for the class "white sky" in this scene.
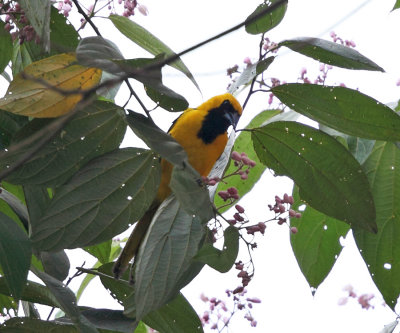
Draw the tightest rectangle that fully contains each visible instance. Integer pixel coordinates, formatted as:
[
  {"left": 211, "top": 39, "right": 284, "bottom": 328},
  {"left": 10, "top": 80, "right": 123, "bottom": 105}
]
[{"left": 2, "top": 0, "right": 400, "bottom": 332}]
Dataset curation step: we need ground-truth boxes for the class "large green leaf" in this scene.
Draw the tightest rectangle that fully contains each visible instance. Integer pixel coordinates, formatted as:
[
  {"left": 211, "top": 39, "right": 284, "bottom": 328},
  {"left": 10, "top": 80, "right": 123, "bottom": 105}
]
[
  {"left": 0, "top": 21, "right": 13, "bottom": 74},
  {"left": 144, "top": 293, "right": 203, "bottom": 333},
  {"left": 0, "top": 317, "right": 78, "bottom": 332},
  {"left": 0, "top": 212, "right": 32, "bottom": 300},
  {"left": 214, "top": 109, "right": 280, "bottom": 212},
  {"left": 134, "top": 195, "right": 205, "bottom": 319},
  {"left": 195, "top": 226, "right": 239, "bottom": 273},
  {"left": 279, "top": 38, "right": 384, "bottom": 71},
  {"left": 290, "top": 185, "right": 350, "bottom": 289},
  {"left": 354, "top": 141, "right": 400, "bottom": 310},
  {"left": 31, "top": 148, "right": 161, "bottom": 251},
  {"left": 245, "top": 0, "right": 288, "bottom": 35},
  {"left": 252, "top": 121, "right": 376, "bottom": 232},
  {"left": 0, "top": 277, "right": 59, "bottom": 308},
  {"left": 1, "top": 100, "right": 127, "bottom": 187},
  {"left": 272, "top": 84, "right": 400, "bottom": 141},
  {"left": 109, "top": 14, "right": 199, "bottom": 91}
]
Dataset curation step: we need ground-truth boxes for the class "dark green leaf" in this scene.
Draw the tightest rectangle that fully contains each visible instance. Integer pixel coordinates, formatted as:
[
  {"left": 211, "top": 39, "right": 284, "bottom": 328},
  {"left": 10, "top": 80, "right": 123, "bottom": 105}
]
[
  {"left": 31, "top": 148, "right": 161, "bottom": 251},
  {"left": 145, "top": 85, "right": 188, "bottom": 112},
  {"left": 23, "top": 185, "right": 50, "bottom": 230},
  {"left": 0, "top": 22, "right": 12, "bottom": 74},
  {"left": 0, "top": 277, "right": 60, "bottom": 308},
  {"left": 272, "top": 84, "right": 400, "bottom": 141},
  {"left": 252, "top": 121, "right": 376, "bottom": 232},
  {"left": 98, "top": 263, "right": 133, "bottom": 305},
  {"left": 81, "top": 308, "right": 137, "bottom": 333},
  {"left": 280, "top": 38, "right": 384, "bottom": 71},
  {"left": 0, "top": 111, "right": 28, "bottom": 149},
  {"left": 0, "top": 187, "right": 29, "bottom": 230},
  {"left": 0, "top": 317, "right": 78, "bottom": 332},
  {"left": 214, "top": 110, "right": 280, "bottom": 212},
  {"left": 354, "top": 141, "right": 400, "bottom": 310},
  {"left": 135, "top": 195, "right": 205, "bottom": 319},
  {"left": 2, "top": 100, "right": 127, "bottom": 187},
  {"left": 40, "top": 251, "right": 70, "bottom": 281},
  {"left": 245, "top": 0, "right": 287, "bottom": 35},
  {"left": 35, "top": 270, "right": 99, "bottom": 332},
  {"left": 290, "top": 185, "right": 349, "bottom": 289},
  {"left": 144, "top": 293, "right": 203, "bottom": 333},
  {"left": 0, "top": 294, "right": 17, "bottom": 316},
  {"left": 0, "top": 212, "right": 31, "bottom": 300},
  {"left": 85, "top": 240, "right": 112, "bottom": 265},
  {"left": 77, "top": 36, "right": 124, "bottom": 75},
  {"left": 109, "top": 14, "right": 200, "bottom": 92},
  {"left": 18, "top": 0, "right": 51, "bottom": 52},
  {"left": 195, "top": 226, "right": 239, "bottom": 273},
  {"left": 228, "top": 57, "right": 274, "bottom": 93},
  {"left": 49, "top": 6, "right": 79, "bottom": 53}
]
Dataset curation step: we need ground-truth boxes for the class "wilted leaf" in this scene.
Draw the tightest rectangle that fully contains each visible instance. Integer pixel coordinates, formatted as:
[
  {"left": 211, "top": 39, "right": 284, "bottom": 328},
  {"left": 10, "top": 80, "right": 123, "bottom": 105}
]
[
  {"left": 144, "top": 293, "right": 203, "bottom": 333},
  {"left": 252, "top": 121, "right": 376, "bottom": 232},
  {"left": 245, "top": 0, "right": 287, "bottom": 35},
  {"left": 0, "top": 212, "right": 32, "bottom": 300},
  {"left": 280, "top": 38, "right": 384, "bottom": 71},
  {"left": 195, "top": 226, "right": 239, "bottom": 273},
  {"left": 135, "top": 195, "right": 204, "bottom": 319},
  {"left": 290, "top": 185, "right": 350, "bottom": 289},
  {"left": 354, "top": 141, "right": 400, "bottom": 310},
  {"left": 2, "top": 100, "right": 126, "bottom": 187},
  {"left": 31, "top": 148, "right": 161, "bottom": 251},
  {"left": 272, "top": 84, "right": 400, "bottom": 141},
  {"left": 109, "top": 14, "right": 199, "bottom": 92},
  {"left": 0, "top": 53, "right": 102, "bottom": 118}
]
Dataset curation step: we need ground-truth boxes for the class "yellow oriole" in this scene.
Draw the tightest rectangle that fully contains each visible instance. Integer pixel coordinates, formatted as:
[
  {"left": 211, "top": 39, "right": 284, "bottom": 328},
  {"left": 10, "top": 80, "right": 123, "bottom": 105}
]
[{"left": 113, "top": 93, "right": 242, "bottom": 278}]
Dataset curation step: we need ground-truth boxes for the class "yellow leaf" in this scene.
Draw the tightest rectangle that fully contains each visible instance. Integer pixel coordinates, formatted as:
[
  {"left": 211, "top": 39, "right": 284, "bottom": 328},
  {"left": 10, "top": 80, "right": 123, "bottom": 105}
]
[{"left": 0, "top": 53, "right": 102, "bottom": 118}]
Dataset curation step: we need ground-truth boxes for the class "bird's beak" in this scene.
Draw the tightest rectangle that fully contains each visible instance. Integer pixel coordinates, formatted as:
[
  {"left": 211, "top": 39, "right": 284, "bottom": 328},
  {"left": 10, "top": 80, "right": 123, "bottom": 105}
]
[{"left": 224, "top": 111, "right": 241, "bottom": 130}]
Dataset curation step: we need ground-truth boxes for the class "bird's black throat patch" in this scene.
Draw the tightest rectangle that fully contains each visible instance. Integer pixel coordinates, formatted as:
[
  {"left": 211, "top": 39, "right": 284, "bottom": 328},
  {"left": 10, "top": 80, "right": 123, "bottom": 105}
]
[{"left": 197, "top": 100, "right": 237, "bottom": 144}]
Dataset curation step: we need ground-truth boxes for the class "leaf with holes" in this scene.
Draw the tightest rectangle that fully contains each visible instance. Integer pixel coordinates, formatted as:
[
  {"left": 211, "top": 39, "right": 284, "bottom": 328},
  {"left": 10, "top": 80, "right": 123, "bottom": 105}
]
[
  {"left": 31, "top": 148, "right": 161, "bottom": 251},
  {"left": 1, "top": 100, "right": 126, "bottom": 187},
  {"left": 0, "top": 53, "right": 102, "bottom": 118},
  {"left": 280, "top": 38, "right": 384, "bottom": 71},
  {"left": 353, "top": 141, "right": 400, "bottom": 310},
  {"left": 290, "top": 185, "right": 350, "bottom": 289},
  {"left": 252, "top": 121, "right": 376, "bottom": 232},
  {"left": 272, "top": 84, "right": 400, "bottom": 141}
]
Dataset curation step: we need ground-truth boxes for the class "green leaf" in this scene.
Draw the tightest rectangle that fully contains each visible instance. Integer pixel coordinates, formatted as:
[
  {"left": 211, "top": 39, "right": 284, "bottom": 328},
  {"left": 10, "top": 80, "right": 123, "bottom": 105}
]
[
  {"left": 0, "top": 186, "right": 29, "bottom": 229},
  {"left": 109, "top": 14, "right": 200, "bottom": 92},
  {"left": 144, "top": 293, "right": 203, "bottom": 333},
  {"left": 84, "top": 240, "right": 112, "bottom": 265},
  {"left": 245, "top": 0, "right": 288, "bottom": 35},
  {"left": 392, "top": 0, "right": 400, "bottom": 11},
  {"left": 2, "top": 100, "right": 127, "bottom": 187},
  {"left": 272, "top": 84, "right": 400, "bottom": 141},
  {"left": 0, "top": 294, "right": 17, "bottom": 316},
  {"left": 135, "top": 195, "right": 205, "bottom": 319},
  {"left": 290, "top": 185, "right": 350, "bottom": 289},
  {"left": 280, "top": 38, "right": 384, "bottom": 71},
  {"left": 80, "top": 308, "right": 138, "bottom": 333},
  {"left": 0, "top": 21, "right": 13, "bottom": 74},
  {"left": 353, "top": 141, "right": 400, "bottom": 310},
  {"left": 0, "top": 212, "right": 32, "bottom": 300},
  {"left": 0, "top": 317, "right": 79, "bottom": 332},
  {"left": 347, "top": 136, "right": 375, "bottom": 164},
  {"left": 252, "top": 121, "right": 377, "bottom": 232},
  {"left": 49, "top": 6, "right": 79, "bottom": 53},
  {"left": 228, "top": 57, "right": 274, "bottom": 93},
  {"left": 31, "top": 148, "right": 161, "bottom": 251},
  {"left": 40, "top": 251, "right": 70, "bottom": 281},
  {"left": 119, "top": 58, "right": 188, "bottom": 111},
  {"left": 0, "top": 277, "right": 60, "bottom": 308},
  {"left": 0, "top": 111, "right": 28, "bottom": 149},
  {"left": 35, "top": 270, "right": 99, "bottom": 332},
  {"left": 214, "top": 110, "right": 280, "bottom": 212},
  {"left": 134, "top": 322, "right": 147, "bottom": 333},
  {"left": 195, "top": 226, "right": 239, "bottom": 273},
  {"left": 18, "top": 0, "right": 51, "bottom": 52}
]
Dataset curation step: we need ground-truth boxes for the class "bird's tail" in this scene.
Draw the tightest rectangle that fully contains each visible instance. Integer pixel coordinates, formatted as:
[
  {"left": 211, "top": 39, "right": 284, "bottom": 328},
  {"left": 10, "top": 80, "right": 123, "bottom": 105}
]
[{"left": 113, "top": 200, "right": 160, "bottom": 279}]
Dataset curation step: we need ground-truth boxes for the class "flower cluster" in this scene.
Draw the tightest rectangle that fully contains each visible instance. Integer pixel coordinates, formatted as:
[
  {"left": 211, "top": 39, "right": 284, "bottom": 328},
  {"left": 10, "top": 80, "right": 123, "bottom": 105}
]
[
  {"left": 200, "top": 289, "right": 260, "bottom": 331},
  {"left": 330, "top": 31, "right": 356, "bottom": 48},
  {"left": 1, "top": 1, "right": 39, "bottom": 44},
  {"left": 268, "top": 193, "right": 301, "bottom": 234},
  {"left": 338, "top": 284, "right": 376, "bottom": 310}
]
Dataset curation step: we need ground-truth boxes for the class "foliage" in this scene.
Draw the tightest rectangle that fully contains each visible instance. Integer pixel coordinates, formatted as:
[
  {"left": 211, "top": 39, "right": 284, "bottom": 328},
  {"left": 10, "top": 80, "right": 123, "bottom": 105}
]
[{"left": 0, "top": 0, "right": 399, "bottom": 332}]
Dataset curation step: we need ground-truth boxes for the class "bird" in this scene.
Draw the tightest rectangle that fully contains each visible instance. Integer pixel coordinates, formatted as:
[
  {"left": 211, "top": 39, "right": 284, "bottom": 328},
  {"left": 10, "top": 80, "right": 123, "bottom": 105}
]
[{"left": 113, "top": 93, "right": 242, "bottom": 278}]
